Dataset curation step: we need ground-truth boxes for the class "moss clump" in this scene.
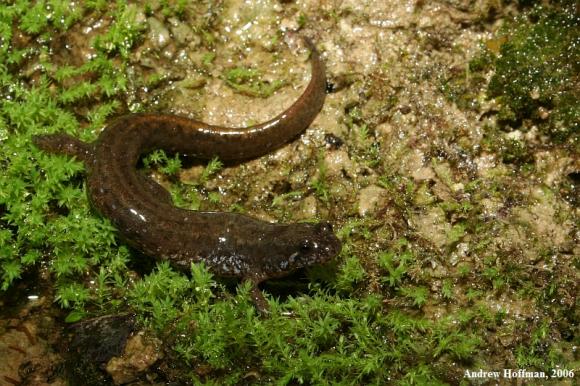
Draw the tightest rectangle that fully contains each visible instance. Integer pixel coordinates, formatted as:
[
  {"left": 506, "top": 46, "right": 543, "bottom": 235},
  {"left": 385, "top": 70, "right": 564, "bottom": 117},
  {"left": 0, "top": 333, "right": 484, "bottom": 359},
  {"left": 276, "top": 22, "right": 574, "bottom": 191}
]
[
  {"left": 127, "top": 262, "right": 484, "bottom": 385},
  {"left": 224, "top": 66, "right": 284, "bottom": 98},
  {"left": 0, "top": 0, "right": 141, "bottom": 301},
  {"left": 488, "top": 4, "right": 579, "bottom": 143}
]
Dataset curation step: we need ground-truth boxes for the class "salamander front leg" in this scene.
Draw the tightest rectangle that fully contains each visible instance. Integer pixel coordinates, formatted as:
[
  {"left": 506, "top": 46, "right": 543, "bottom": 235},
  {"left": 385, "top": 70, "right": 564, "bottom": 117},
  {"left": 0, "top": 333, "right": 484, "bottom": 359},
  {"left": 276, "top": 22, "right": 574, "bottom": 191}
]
[{"left": 248, "top": 279, "right": 269, "bottom": 315}]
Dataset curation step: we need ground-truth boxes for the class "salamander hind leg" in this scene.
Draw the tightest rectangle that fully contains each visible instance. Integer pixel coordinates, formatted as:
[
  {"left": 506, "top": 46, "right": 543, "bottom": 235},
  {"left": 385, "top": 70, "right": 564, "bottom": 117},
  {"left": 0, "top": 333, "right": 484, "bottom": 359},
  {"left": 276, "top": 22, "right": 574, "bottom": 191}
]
[
  {"left": 33, "top": 133, "right": 94, "bottom": 164},
  {"left": 248, "top": 279, "right": 270, "bottom": 316}
]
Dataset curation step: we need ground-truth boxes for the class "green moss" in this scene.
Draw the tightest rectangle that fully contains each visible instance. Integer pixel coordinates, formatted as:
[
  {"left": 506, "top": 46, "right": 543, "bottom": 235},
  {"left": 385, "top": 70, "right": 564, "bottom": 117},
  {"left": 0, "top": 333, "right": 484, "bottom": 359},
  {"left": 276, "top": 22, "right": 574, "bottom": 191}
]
[
  {"left": 488, "top": 4, "right": 579, "bottom": 143},
  {"left": 442, "top": 3, "right": 578, "bottom": 150},
  {"left": 441, "top": 279, "right": 454, "bottom": 300},
  {"left": 400, "top": 285, "right": 429, "bottom": 307},
  {"left": 446, "top": 222, "right": 466, "bottom": 245},
  {"left": 1, "top": 1, "right": 577, "bottom": 384},
  {"left": 334, "top": 255, "right": 366, "bottom": 292},
  {"left": 142, "top": 149, "right": 183, "bottom": 176},
  {"left": 439, "top": 66, "right": 488, "bottom": 111},
  {"left": 309, "top": 149, "right": 331, "bottom": 202},
  {"left": 158, "top": 0, "right": 189, "bottom": 18},
  {"left": 0, "top": 1, "right": 139, "bottom": 299},
  {"left": 343, "top": 106, "right": 383, "bottom": 168},
  {"left": 377, "top": 239, "right": 415, "bottom": 288},
  {"left": 125, "top": 262, "right": 487, "bottom": 384},
  {"left": 92, "top": 3, "right": 145, "bottom": 59},
  {"left": 297, "top": 13, "right": 307, "bottom": 29},
  {"left": 224, "top": 66, "right": 284, "bottom": 98}
]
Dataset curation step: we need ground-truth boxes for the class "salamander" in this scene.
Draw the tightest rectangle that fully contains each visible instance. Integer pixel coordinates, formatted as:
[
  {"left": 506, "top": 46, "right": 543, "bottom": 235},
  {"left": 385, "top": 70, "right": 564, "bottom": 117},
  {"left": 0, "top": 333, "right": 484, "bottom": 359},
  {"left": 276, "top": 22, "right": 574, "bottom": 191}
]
[{"left": 33, "top": 39, "right": 341, "bottom": 312}]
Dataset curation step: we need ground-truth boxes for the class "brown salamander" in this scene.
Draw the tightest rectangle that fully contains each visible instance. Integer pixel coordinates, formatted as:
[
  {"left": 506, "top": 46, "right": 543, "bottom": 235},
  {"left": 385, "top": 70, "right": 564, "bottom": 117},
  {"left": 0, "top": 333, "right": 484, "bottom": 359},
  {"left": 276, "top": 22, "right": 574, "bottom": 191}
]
[{"left": 34, "top": 40, "right": 341, "bottom": 311}]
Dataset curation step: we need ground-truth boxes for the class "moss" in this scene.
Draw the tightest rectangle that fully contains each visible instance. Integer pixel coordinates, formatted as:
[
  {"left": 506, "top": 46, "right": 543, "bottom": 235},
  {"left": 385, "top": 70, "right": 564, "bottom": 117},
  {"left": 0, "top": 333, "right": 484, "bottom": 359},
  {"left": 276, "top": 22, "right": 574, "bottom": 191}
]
[
  {"left": 439, "top": 67, "right": 488, "bottom": 112},
  {"left": 0, "top": 1, "right": 142, "bottom": 313},
  {"left": 125, "top": 263, "right": 487, "bottom": 384},
  {"left": 443, "top": 3, "right": 578, "bottom": 152},
  {"left": 310, "top": 150, "right": 331, "bottom": 202},
  {"left": 224, "top": 66, "right": 284, "bottom": 98},
  {"left": 1, "top": 1, "right": 578, "bottom": 384},
  {"left": 377, "top": 239, "right": 415, "bottom": 288},
  {"left": 488, "top": 4, "right": 579, "bottom": 143},
  {"left": 334, "top": 254, "right": 366, "bottom": 292},
  {"left": 92, "top": 3, "right": 145, "bottom": 59}
]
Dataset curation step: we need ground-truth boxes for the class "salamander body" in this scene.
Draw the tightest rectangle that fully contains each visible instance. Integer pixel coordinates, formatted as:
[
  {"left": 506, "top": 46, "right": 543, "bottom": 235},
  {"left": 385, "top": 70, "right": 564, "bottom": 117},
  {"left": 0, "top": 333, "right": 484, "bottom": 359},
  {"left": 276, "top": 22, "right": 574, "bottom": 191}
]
[{"left": 34, "top": 40, "right": 340, "bottom": 310}]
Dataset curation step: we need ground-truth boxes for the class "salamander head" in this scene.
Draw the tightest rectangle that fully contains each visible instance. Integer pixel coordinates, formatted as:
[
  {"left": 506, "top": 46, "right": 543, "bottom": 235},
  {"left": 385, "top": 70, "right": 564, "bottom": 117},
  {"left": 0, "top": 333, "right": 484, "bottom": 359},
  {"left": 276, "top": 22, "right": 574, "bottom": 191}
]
[{"left": 258, "top": 222, "right": 341, "bottom": 279}]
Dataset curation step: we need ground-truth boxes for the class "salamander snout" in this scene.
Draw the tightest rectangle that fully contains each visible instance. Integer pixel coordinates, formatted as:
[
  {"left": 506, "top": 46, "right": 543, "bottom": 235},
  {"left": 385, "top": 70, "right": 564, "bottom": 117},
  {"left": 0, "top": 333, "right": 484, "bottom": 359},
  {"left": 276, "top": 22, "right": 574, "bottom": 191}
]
[
  {"left": 266, "top": 221, "right": 341, "bottom": 277},
  {"left": 299, "top": 221, "right": 341, "bottom": 264},
  {"left": 316, "top": 222, "right": 333, "bottom": 234}
]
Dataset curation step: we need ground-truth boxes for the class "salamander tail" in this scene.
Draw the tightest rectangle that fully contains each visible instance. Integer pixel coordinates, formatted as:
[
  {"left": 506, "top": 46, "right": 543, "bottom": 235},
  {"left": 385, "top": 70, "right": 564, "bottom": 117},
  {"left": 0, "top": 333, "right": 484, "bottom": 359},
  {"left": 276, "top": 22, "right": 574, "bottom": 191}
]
[{"left": 33, "top": 133, "right": 94, "bottom": 164}]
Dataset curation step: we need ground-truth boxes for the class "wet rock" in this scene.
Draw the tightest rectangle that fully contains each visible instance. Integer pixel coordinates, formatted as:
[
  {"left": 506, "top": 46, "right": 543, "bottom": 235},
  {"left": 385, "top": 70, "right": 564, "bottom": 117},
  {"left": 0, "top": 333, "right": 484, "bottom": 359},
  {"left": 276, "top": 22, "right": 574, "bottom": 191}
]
[
  {"left": 413, "top": 182, "right": 436, "bottom": 206},
  {"left": 279, "top": 16, "right": 299, "bottom": 32},
  {"left": 512, "top": 188, "right": 575, "bottom": 254},
  {"left": 480, "top": 198, "right": 503, "bottom": 219},
  {"left": 534, "top": 150, "right": 576, "bottom": 187},
  {"left": 411, "top": 165, "right": 435, "bottom": 182},
  {"left": 357, "top": 185, "right": 387, "bottom": 217},
  {"left": 0, "top": 312, "right": 65, "bottom": 385},
  {"left": 474, "top": 153, "right": 500, "bottom": 178},
  {"left": 147, "top": 17, "right": 171, "bottom": 50},
  {"left": 106, "top": 333, "right": 163, "bottom": 385},
  {"left": 65, "top": 314, "right": 135, "bottom": 385},
  {"left": 324, "top": 133, "right": 344, "bottom": 150},
  {"left": 413, "top": 207, "right": 451, "bottom": 249},
  {"left": 168, "top": 18, "right": 196, "bottom": 46},
  {"left": 324, "top": 149, "right": 356, "bottom": 178},
  {"left": 296, "top": 195, "right": 318, "bottom": 220}
]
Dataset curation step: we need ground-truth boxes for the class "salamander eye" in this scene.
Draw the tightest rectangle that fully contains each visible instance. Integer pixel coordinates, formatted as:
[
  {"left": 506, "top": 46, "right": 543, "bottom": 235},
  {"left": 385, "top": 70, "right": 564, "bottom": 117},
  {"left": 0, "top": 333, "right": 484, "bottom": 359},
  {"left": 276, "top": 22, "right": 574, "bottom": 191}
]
[{"left": 300, "top": 240, "right": 313, "bottom": 253}]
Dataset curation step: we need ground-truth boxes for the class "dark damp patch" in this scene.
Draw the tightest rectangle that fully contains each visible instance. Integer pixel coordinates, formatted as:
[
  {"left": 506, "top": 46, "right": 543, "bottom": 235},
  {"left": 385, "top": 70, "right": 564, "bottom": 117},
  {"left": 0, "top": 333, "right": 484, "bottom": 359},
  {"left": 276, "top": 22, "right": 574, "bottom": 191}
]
[{"left": 64, "top": 314, "right": 135, "bottom": 386}]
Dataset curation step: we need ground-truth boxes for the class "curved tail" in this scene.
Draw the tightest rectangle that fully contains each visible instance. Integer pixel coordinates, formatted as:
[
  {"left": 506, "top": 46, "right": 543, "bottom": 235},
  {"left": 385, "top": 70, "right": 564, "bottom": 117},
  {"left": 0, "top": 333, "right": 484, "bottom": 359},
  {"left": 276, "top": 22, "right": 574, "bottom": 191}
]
[{"left": 33, "top": 133, "right": 94, "bottom": 164}]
